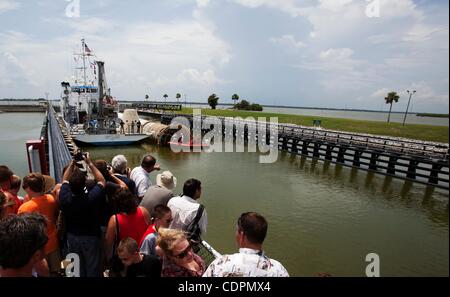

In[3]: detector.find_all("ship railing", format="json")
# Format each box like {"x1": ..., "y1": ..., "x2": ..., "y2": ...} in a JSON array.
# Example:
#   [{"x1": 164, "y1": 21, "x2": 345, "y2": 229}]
[{"x1": 197, "y1": 240, "x2": 222, "y2": 267}]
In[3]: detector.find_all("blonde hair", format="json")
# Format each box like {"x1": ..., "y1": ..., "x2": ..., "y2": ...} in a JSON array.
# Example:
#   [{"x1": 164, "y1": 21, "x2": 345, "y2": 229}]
[{"x1": 157, "y1": 228, "x2": 187, "y2": 256}]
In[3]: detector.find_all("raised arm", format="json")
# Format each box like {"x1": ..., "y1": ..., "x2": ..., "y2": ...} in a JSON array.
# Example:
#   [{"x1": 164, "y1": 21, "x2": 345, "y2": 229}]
[
  {"x1": 108, "y1": 169, "x2": 128, "y2": 189},
  {"x1": 62, "y1": 160, "x2": 77, "y2": 183},
  {"x1": 84, "y1": 153, "x2": 106, "y2": 187}
]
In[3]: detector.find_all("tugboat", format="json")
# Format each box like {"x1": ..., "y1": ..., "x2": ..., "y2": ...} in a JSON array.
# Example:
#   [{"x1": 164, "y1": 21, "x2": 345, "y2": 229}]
[{"x1": 59, "y1": 39, "x2": 148, "y2": 146}]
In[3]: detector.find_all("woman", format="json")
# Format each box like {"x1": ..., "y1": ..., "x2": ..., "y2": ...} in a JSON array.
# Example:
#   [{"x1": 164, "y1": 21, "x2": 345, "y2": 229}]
[
  {"x1": 105, "y1": 188, "x2": 149, "y2": 261},
  {"x1": 157, "y1": 228, "x2": 205, "y2": 277}
]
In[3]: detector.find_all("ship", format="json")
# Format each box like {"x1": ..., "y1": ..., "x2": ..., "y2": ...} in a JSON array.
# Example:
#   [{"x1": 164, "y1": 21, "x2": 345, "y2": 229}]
[{"x1": 59, "y1": 39, "x2": 149, "y2": 146}]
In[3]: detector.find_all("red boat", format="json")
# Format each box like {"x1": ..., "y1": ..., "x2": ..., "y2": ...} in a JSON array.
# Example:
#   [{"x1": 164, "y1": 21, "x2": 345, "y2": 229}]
[{"x1": 168, "y1": 139, "x2": 210, "y2": 150}]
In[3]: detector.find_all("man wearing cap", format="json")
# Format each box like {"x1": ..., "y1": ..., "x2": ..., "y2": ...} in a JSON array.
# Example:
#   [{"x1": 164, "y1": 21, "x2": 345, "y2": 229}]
[
  {"x1": 130, "y1": 155, "x2": 161, "y2": 200},
  {"x1": 140, "y1": 171, "x2": 176, "y2": 216}
]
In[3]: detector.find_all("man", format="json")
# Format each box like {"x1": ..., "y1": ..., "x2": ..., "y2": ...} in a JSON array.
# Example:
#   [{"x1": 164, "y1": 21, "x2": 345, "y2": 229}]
[
  {"x1": 18, "y1": 173, "x2": 60, "y2": 276},
  {"x1": 119, "y1": 119, "x2": 125, "y2": 134},
  {"x1": 168, "y1": 178, "x2": 207, "y2": 237},
  {"x1": 59, "y1": 152, "x2": 106, "y2": 277},
  {"x1": 139, "y1": 205, "x2": 173, "y2": 257},
  {"x1": 0, "y1": 191, "x2": 15, "y2": 219},
  {"x1": 117, "y1": 237, "x2": 161, "y2": 277},
  {"x1": 140, "y1": 171, "x2": 176, "y2": 216},
  {"x1": 0, "y1": 213, "x2": 48, "y2": 277},
  {"x1": 203, "y1": 212, "x2": 289, "y2": 277},
  {"x1": 111, "y1": 154, "x2": 136, "y2": 194},
  {"x1": 0, "y1": 165, "x2": 13, "y2": 192},
  {"x1": 130, "y1": 155, "x2": 160, "y2": 200},
  {"x1": 9, "y1": 175, "x2": 24, "y2": 210},
  {"x1": 136, "y1": 120, "x2": 142, "y2": 134}
]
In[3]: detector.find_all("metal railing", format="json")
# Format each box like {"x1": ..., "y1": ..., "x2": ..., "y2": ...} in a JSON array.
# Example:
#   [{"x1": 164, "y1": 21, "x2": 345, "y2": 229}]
[{"x1": 47, "y1": 106, "x2": 72, "y2": 183}]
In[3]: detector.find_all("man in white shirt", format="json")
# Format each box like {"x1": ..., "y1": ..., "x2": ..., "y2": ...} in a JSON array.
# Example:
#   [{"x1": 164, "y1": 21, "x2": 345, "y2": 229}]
[
  {"x1": 203, "y1": 212, "x2": 289, "y2": 277},
  {"x1": 167, "y1": 178, "x2": 207, "y2": 237},
  {"x1": 130, "y1": 155, "x2": 160, "y2": 199}
]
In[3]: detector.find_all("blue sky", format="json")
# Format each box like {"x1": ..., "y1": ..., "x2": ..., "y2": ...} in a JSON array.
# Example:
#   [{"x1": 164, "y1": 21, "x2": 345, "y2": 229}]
[{"x1": 0, "y1": 0, "x2": 448, "y2": 112}]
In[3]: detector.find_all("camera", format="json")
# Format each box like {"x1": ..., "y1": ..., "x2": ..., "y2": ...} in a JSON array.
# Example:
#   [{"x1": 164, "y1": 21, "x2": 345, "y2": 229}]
[{"x1": 73, "y1": 150, "x2": 86, "y2": 162}]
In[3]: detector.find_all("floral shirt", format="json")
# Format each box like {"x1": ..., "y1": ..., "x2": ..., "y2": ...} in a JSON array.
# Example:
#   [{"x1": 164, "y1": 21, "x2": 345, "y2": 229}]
[
  {"x1": 203, "y1": 248, "x2": 289, "y2": 277},
  {"x1": 161, "y1": 253, "x2": 205, "y2": 277}
]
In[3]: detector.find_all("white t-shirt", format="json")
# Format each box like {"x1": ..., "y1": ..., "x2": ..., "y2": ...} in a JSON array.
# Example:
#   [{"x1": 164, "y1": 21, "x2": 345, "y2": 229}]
[
  {"x1": 130, "y1": 166, "x2": 151, "y2": 198},
  {"x1": 168, "y1": 195, "x2": 207, "y2": 236}
]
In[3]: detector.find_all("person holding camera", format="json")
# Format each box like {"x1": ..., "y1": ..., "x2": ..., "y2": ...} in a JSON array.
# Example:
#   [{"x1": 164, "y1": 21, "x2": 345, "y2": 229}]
[{"x1": 59, "y1": 151, "x2": 106, "y2": 277}]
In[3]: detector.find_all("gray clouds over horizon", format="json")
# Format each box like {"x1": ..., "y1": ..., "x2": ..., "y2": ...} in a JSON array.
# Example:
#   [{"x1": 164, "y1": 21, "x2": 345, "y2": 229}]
[{"x1": 0, "y1": 0, "x2": 448, "y2": 113}]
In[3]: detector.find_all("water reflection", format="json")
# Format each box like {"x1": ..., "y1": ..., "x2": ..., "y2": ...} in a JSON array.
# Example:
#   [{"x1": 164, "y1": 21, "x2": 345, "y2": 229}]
[
  {"x1": 85, "y1": 143, "x2": 448, "y2": 276},
  {"x1": 279, "y1": 153, "x2": 449, "y2": 226}
]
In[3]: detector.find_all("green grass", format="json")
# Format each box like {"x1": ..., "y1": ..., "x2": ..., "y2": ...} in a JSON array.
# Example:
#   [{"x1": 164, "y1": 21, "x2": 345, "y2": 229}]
[{"x1": 174, "y1": 108, "x2": 449, "y2": 143}]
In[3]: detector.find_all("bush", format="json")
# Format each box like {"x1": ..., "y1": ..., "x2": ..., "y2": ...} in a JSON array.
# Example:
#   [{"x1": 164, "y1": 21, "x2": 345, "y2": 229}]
[
  {"x1": 250, "y1": 104, "x2": 263, "y2": 111},
  {"x1": 235, "y1": 100, "x2": 263, "y2": 111}
]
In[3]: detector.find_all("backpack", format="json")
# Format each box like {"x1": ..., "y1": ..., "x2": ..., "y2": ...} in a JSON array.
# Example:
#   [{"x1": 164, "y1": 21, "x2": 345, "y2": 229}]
[{"x1": 185, "y1": 204, "x2": 204, "y2": 251}]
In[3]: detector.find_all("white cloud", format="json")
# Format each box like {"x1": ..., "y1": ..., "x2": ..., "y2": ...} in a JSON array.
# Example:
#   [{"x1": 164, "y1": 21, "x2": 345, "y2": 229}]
[
  {"x1": 403, "y1": 24, "x2": 449, "y2": 43},
  {"x1": 196, "y1": 0, "x2": 210, "y2": 8},
  {"x1": 230, "y1": 0, "x2": 308, "y2": 17},
  {"x1": 319, "y1": 0, "x2": 353, "y2": 12},
  {"x1": 379, "y1": 0, "x2": 422, "y2": 19},
  {"x1": 0, "y1": 0, "x2": 19, "y2": 14},
  {"x1": 269, "y1": 35, "x2": 306, "y2": 49},
  {"x1": 367, "y1": 34, "x2": 392, "y2": 44},
  {"x1": 405, "y1": 81, "x2": 449, "y2": 105},
  {"x1": 370, "y1": 88, "x2": 391, "y2": 99},
  {"x1": 0, "y1": 17, "x2": 232, "y2": 100},
  {"x1": 154, "y1": 69, "x2": 226, "y2": 88}
]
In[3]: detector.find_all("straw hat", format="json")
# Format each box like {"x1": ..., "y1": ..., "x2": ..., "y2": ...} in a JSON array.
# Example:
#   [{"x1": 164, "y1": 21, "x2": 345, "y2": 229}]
[{"x1": 156, "y1": 171, "x2": 177, "y2": 190}]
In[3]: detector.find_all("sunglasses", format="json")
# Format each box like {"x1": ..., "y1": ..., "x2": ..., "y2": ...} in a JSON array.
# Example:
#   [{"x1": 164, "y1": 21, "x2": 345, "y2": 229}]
[{"x1": 173, "y1": 244, "x2": 192, "y2": 259}]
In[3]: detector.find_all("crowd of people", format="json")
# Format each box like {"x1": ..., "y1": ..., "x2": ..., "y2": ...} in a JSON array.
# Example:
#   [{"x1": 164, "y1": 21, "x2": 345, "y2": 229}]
[{"x1": 0, "y1": 153, "x2": 289, "y2": 278}]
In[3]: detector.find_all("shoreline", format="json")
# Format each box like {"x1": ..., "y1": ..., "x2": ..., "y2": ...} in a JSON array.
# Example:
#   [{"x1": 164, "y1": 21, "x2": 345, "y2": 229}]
[{"x1": 173, "y1": 108, "x2": 449, "y2": 143}]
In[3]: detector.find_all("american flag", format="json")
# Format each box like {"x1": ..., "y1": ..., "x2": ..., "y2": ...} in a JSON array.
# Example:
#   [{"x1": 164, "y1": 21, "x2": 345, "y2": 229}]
[{"x1": 84, "y1": 43, "x2": 92, "y2": 54}]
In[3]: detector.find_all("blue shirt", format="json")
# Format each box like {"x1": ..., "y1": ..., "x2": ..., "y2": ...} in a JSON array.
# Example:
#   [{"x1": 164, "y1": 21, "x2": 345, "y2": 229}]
[{"x1": 59, "y1": 182, "x2": 106, "y2": 237}]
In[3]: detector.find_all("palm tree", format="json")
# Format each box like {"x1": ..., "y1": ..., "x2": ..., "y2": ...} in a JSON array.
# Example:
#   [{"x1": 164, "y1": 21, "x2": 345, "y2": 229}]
[
  {"x1": 385, "y1": 91, "x2": 400, "y2": 123},
  {"x1": 176, "y1": 93, "x2": 181, "y2": 103},
  {"x1": 163, "y1": 94, "x2": 168, "y2": 103},
  {"x1": 232, "y1": 94, "x2": 239, "y2": 108},
  {"x1": 208, "y1": 94, "x2": 219, "y2": 110}
]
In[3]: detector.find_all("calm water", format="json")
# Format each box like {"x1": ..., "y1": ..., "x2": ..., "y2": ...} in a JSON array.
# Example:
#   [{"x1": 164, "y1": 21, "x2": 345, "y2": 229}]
[
  {"x1": 0, "y1": 113, "x2": 45, "y2": 195},
  {"x1": 1, "y1": 113, "x2": 449, "y2": 276},
  {"x1": 185, "y1": 104, "x2": 449, "y2": 126}
]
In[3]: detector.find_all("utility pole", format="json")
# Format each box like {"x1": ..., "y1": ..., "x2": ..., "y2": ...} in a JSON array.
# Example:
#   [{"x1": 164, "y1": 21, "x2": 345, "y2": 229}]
[{"x1": 403, "y1": 90, "x2": 416, "y2": 126}]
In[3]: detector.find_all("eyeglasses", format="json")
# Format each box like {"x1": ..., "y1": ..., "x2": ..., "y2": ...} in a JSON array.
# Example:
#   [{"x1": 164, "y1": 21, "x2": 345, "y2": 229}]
[{"x1": 173, "y1": 244, "x2": 192, "y2": 259}]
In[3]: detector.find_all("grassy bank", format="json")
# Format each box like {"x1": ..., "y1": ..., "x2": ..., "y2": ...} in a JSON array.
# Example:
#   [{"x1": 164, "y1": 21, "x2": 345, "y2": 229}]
[{"x1": 175, "y1": 108, "x2": 449, "y2": 143}]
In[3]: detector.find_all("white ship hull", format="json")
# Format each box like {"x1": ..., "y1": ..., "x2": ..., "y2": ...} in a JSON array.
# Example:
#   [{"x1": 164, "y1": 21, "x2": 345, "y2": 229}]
[{"x1": 72, "y1": 134, "x2": 149, "y2": 146}]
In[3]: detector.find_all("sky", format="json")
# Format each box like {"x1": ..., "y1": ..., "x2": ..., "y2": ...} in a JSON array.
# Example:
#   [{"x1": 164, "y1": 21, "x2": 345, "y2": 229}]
[{"x1": 0, "y1": 0, "x2": 448, "y2": 113}]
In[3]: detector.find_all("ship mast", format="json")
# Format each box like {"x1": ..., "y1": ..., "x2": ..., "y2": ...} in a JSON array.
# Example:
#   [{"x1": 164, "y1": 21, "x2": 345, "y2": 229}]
[{"x1": 81, "y1": 38, "x2": 87, "y2": 86}]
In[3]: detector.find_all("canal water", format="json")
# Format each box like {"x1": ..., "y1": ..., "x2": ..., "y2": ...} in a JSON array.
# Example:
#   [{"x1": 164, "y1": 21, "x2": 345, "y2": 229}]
[{"x1": 1, "y1": 113, "x2": 448, "y2": 276}]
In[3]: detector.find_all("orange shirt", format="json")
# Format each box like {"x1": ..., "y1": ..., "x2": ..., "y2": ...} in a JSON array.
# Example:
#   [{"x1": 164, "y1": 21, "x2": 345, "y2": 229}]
[{"x1": 18, "y1": 194, "x2": 59, "y2": 255}]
